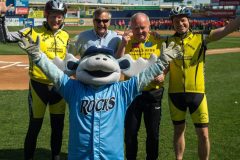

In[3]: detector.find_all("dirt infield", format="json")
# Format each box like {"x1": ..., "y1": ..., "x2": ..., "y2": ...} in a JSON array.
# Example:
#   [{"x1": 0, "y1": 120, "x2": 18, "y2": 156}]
[
  {"x1": 1, "y1": 47, "x2": 240, "y2": 90},
  {"x1": 0, "y1": 55, "x2": 29, "y2": 90}
]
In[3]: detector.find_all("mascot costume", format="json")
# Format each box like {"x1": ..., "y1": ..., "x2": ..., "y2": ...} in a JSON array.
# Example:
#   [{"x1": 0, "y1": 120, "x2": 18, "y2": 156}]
[{"x1": 18, "y1": 36, "x2": 181, "y2": 160}]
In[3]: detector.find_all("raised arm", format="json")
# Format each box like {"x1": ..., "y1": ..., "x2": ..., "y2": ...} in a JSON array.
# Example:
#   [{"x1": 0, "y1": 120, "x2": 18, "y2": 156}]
[
  {"x1": 116, "y1": 29, "x2": 133, "y2": 58},
  {"x1": 18, "y1": 36, "x2": 65, "y2": 89},
  {"x1": 0, "y1": 1, "x2": 21, "y2": 42},
  {"x1": 208, "y1": 16, "x2": 240, "y2": 42},
  {"x1": 0, "y1": 16, "x2": 22, "y2": 42},
  {"x1": 137, "y1": 42, "x2": 181, "y2": 91},
  {"x1": 0, "y1": 1, "x2": 13, "y2": 16}
]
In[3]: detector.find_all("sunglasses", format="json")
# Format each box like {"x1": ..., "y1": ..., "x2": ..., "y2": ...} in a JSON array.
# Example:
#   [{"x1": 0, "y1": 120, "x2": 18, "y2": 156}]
[{"x1": 94, "y1": 19, "x2": 110, "y2": 23}]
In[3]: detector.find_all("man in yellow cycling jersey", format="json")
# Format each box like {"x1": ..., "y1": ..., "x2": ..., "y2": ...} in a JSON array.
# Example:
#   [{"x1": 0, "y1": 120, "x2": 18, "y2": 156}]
[
  {"x1": 167, "y1": 6, "x2": 240, "y2": 160},
  {"x1": 0, "y1": 0, "x2": 69, "y2": 159},
  {"x1": 116, "y1": 12, "x2": 165, "y2": 160}
]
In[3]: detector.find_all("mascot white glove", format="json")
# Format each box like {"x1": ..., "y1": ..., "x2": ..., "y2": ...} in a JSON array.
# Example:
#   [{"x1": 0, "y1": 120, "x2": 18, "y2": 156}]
[
  {"x1": 159, "y1": 41, "x2": 182, "y2": 69},
  {"x1": 119, "y1": 42, "x2": 182, "y2": 77},
  {"x1": 18, "y1": 35, "x2": 79, "y2": 76},
  {"x1": 18, "y1": 35, "x2": 42, "y2": 62}
]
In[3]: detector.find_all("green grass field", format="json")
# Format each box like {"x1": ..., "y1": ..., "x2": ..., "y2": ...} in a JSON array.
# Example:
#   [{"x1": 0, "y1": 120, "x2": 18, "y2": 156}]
[{"x1": 0, "y1": 53, "x2": 240, "y2": 159}]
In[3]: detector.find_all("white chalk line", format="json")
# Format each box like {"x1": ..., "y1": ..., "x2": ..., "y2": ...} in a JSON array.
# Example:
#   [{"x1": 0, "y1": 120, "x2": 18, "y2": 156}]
[{"x1": 0, "y1": 61, "x2": 29, "y2": 69}]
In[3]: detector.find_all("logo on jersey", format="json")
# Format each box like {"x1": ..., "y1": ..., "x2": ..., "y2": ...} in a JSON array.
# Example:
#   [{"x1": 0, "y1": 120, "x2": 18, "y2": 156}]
[
  {"x1": 80, "y1": 97, "x2": 116, "y2": 115},
  {"x1": 42, "y1": 35, "x2": 50, "y2": 42},
  {"x1": 144, "y1": 42, "x2": 152, "y2": 47}
]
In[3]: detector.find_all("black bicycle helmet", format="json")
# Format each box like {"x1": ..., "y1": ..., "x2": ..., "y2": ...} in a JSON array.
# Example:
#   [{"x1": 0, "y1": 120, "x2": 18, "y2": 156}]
[
  {"x1": 169, "y1": 6, "x2": 191, "y2": 19},
  {"x1": 45, "y1": 0, "x2": 67, "y2": 15}
]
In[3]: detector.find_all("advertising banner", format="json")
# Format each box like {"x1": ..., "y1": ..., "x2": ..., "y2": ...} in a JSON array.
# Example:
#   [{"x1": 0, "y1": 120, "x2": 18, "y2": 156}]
[
  {"x1": 210, "y1": 0, "x2": 219, "y2": 6},
  {"x1": 7, "y1": 0, "x2": 29, "y2": 7},
  {"x1": 123, "y1": 6, "x2": 160, "y2": 10},
  {"x1": 163, "y1": 0, "x2": 183, "y2": 2},
  {"x1": 6, "y1": 0, "x2": 29, "y2": 16},
  {"x1": 15, "y1": 7, "x2": 28, "y2": 15},
  {"x1": 219, "y1": 0, "x2": 240, "y2": 6},
  {"x1": 6, "y1": 0, "x2": 15, "y2": 16},
  {"x1": 28, "y1": 10, "x2": 44, "y2": 18},
  {"x1": 64, "y1": 18, "x2": 80, "y2": 26},
  {"x1": 85, "y1": 10, "x2": 94, "y2": 16},
  {"x1": 33, "y1": 18, "x2": 45, "y2": 26},
  {"x1": 24, "y1": 18, "x2": 34, "y2": 27},
  {"x1": 205, "y1": 9, "x2": 236, "y2": 17},
  {"x1": 15, "y1": 0, "x2": 29, "y2": 7},
  {"x1": 5, "y1": 18, "x2": 20, "y2": 26}
]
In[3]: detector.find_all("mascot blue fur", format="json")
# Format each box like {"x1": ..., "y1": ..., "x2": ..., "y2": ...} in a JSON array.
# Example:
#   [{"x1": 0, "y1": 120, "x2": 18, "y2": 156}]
[{"x1": 18, "y1": 37, "x2": 181, "y2": 160}]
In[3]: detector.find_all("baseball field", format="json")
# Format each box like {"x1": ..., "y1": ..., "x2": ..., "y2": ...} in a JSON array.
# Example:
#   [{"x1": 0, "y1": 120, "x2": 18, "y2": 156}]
[{"x1": 0, "y1": 27, "x2": 240, "y2": 159}]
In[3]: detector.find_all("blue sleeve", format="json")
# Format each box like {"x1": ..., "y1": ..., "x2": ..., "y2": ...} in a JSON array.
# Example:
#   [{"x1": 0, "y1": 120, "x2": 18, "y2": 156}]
[
  {"x1": 36, "y1": 54, "x2": 65, "y2": 89},
  {"x1": 120, "y1": 77, "x2": 140, "y2": 108},
  {"x1": 36, "y1": 53, "x2": 80, "y2": 104},
  {"x1": 57, "y1": 75, "x2": 79, "y2": 103}
]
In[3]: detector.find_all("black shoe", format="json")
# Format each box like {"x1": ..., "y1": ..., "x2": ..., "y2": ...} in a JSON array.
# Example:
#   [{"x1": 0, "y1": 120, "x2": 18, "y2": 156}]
[{"x1": 53, "y1": 155, "x2": 61, "y2": 160}]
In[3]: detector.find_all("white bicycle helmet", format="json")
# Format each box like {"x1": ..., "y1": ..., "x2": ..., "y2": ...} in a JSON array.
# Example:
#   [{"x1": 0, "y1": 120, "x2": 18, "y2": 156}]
[
  {"x1": 45, "y1": 0, "x2": 67, "y2": 15},
  {"x1": 169, "y1": 6, "x2": 191, "y2": 19}
]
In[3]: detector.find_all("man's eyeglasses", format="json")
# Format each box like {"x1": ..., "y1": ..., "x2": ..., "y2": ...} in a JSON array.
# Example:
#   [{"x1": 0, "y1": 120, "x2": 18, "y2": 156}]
[{"x1": 94, "y1": 19, "x2": 110, "y2": 24}]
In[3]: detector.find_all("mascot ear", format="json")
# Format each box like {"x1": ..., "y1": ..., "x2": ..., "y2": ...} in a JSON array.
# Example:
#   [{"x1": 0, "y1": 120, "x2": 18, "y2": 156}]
[{"x1": 118, "y1": 54, "x2": 158, "y2": 77}]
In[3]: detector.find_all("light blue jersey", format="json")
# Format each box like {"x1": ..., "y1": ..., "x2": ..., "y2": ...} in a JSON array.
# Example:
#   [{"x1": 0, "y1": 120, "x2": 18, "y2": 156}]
[
  {"x1": 75, "y1": 29, "x2": 121, "y2": 56},
  {"x1": 36, "y1": 54, "x2": 165, "y2": 160},
  {"x1": 59, "y1": 75, "x2": 139, "y2": 160}
]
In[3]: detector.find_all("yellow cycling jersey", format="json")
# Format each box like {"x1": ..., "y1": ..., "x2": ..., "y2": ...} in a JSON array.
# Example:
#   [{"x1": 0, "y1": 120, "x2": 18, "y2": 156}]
[
  {"x1": 125, "y1": 34, "x2": 164, "y2": 91},
  {"x1": 167, "y1": 31, "x2": 209, "y2": 93},
  {"x1": 20, "y1": 22, "x2": 69, "y2": 84}
]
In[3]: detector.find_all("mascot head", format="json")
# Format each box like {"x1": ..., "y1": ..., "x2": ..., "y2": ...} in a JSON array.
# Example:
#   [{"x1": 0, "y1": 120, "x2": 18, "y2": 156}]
[
  {"x1": 76, "y1": 46, "x2": 121, "y2": 86},
  {"x1": 53, "y1": 46, "x2": 158, "y2": 86}
]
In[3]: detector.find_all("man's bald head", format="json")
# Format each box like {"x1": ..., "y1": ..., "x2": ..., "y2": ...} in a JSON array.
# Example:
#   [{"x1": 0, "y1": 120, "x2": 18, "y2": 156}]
[
  {"x1": 130, "y1": 12, "x2": 150, "y2": 42},
  {"x1": 130, "y1": 12, "x2": 150, "y2": 24}
]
